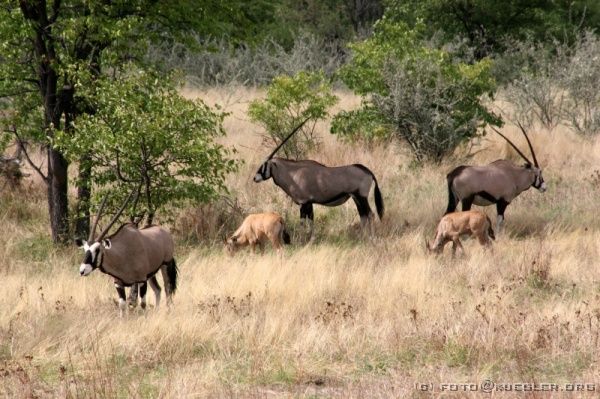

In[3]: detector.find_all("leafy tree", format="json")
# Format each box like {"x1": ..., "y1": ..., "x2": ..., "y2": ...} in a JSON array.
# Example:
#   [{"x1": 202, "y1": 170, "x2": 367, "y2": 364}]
[
  {"x1": 332, "y1": 19, "x2": 499, "y2": 162},
  {"x1": 383, "y1": 0, "x2": 600, "y2": 59},
  {"x1": 0, "y1": 1, "x2": 242, "y2": 242},
  {"x1": 274, "y1": 0, "x2": 383, "y2": 47},
  {"x1": 56, "y1": 69, "x2": 237, "y2": 225},
  {"x1": 248, "y1": 71, "x2": 338, "y2": 159}
]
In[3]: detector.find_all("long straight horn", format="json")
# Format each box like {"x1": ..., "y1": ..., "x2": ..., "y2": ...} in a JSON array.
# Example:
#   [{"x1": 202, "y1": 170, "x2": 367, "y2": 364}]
[
  {"x1": 266, "y1": 117, "x2": 311, "y2": 160},
  {"x1": 516, "y1": 121, "x2": 539, "y2": 167},
  {"x1": 88, "y1": 194, "x2": 109, "y2": 242},
  {"x1": 97, "y1": 188, "x2": 138, "y2": 241},
  {"x1": 489, "y1": 126, "x2": 533, "y2": 165}
]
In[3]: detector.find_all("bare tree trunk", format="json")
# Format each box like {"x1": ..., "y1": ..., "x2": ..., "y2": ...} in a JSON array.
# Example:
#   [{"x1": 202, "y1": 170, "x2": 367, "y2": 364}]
[
  {"x1": 48, "y1": 148, "x2": 70, "y2": 242},
  {"x1": 21, "y1": 0, "x2": 70, "y2": 244}
]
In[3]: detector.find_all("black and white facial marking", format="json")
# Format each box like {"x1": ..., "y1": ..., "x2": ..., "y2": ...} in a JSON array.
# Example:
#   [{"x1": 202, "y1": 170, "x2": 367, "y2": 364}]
[
  {"x1": 75, "y1": 238, "x2": 110, "y2": 276},
  {"x1": 253, "y1": 160, "x2": 271, "y2": 182},
  {"x1": 526, "y1": 165, "x2": 546, "y2": 192}
]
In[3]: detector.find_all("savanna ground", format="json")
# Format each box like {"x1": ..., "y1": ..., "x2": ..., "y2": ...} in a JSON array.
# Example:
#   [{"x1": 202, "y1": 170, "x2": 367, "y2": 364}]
[{"x1": 1, "y1": 88, "x2": 600, "y2": 398}]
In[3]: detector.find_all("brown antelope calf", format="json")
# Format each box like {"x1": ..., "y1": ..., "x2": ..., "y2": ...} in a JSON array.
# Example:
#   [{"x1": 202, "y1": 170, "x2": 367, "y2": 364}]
[
  {"x1": 426, "y1": 210, "x2": 495, "y2": 256},
  {"x1": 226, "y1": 212, "x2": 291, "y2": 255}
]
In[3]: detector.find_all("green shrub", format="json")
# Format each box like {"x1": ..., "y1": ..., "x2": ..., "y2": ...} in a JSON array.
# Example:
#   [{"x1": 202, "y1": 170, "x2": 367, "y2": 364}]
[
  {"x1": 248, "y1": 71, "x2": 338, "y2": 159},
  {"x1": 332, "y1": 19, "x2": 499, "y2": 162}
]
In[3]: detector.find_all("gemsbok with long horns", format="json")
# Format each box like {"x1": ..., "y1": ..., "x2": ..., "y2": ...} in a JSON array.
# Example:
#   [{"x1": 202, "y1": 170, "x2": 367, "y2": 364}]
[
  {"x1": 75, "y1": 190, "x2": 178, "y2": 315},
  {"x1": 445, "y1": 123, "x2": 546, "y2": 231},
  {"x1": 253, "y1": 120, "x2": 384, "y2": 238}
]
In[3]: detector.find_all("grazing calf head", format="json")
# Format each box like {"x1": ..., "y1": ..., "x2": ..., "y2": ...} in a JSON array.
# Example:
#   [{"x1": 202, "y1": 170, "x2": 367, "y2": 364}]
[
  {"x1": 224, "y1": 235, "x2": 240, "y2": 255},
  {"x1": 424, "y1": 238, "x2": 443, "y2": 254}
]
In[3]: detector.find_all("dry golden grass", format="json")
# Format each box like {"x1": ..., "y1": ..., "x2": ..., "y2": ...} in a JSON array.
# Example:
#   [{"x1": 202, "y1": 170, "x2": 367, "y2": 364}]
[{"x1": 2, "y1": 87, "x2": 600, "y2": 398}]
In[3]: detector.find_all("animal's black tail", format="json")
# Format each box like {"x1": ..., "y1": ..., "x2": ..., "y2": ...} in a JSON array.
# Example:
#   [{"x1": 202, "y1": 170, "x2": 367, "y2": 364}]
[
  {"x1": 485, "y1": 215, "x2": 496, "y2": 240},
  {"x1": 166, "y1": 259, "x2": 178, "y2": 294},
  {"x1": 374, "y1": 179, "x2": 384, "y2": 220},
  {"x1": 352, "y1": 164, "x2": 384, "y2": 219},
  {"x1": 282, "y1": 228, "x2": 291, "y2": 245},
  {"x1": 445, "y1": 166, "x2": 466, "y2": 214}
]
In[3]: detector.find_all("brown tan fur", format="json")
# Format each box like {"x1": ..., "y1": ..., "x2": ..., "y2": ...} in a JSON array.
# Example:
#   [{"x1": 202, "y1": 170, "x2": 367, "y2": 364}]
[
  {"x1": 427, "y1": 210, "x2": 495, "y2": 256},
  {"x1": 102, "y1": 224, "x2": 175, "y2": 285},
  {"x1": 226, "y1": 212, "x2": 290, "y2": 254}
]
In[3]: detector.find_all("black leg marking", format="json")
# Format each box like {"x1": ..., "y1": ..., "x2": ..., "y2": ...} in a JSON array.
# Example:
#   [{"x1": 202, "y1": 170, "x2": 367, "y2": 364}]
[
  {"x1": 496, "y1": 199, "x2": 509, "y2": 217},
  {"x1": 300, "y1": 203, "x2": 314, "y2": 221},
  {"x1": 139, "y1": 282, "x2": 148, "y2": 309},
  {"x1": 352, "y1": 195, "x2": 373, "y2": 226},
  {"x1": 115, "y1": 285, "x2": 126, "y2": 302},
  {"x1": 495, "y1": 199, "x2": 509, "y2": 232},
  {"x1": 461, "y1": 196, "x2": 474, "y2": 211},
  {"x1": 300, "y1": 203, "x2": 315, "y2": 242}
]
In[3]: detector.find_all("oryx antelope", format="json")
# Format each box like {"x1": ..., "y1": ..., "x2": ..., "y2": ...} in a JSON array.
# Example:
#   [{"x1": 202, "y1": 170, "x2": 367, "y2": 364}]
[
  {"x1": 75, "y1": 191, "x2": 178, "y2": 315},
  {"x1": 446, "y1": 124, "x2": 546, "y2": 231},
  {"x1": 254, "y1": 120, "x2": 384, "y2": 238},
  {"x1": 426, "y1": 210, "x2": 495, "y2": 256},
  {"x1": 226, "y1": 212, "x2": 291, "y2": 254}
]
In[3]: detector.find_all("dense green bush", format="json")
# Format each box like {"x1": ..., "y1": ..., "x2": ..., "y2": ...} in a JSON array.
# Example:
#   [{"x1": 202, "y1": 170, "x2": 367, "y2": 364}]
[
  {"x1": 332, "y1": 20, "x2": 499, "y2": 162},
  {"x1": 56, "y1": 69, "x2": 237, "y2": 224},
  {"x1": 248, "y1": 71, "x2": 338, "y2": 159}
]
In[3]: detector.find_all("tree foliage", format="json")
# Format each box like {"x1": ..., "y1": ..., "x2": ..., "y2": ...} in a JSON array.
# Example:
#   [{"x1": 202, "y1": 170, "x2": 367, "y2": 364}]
[
  {"x1": 332, "y1": 19, "x2": 499, "y2": 162},
  {"x1": 383, "y1": 0, "x2": 600, "y2": 59},
  {"x1": 248, "y1": 71, "x2": 338, "y2": 159},
  {"x1": 0, "y1": 0, "x2": 242, "y2": 242},
  {"x1": 273, "y1": 0, "x2": 383, "y2": 48},
  {"x1": 56, "y1": 70, "x2": 237, "y2": 225}
]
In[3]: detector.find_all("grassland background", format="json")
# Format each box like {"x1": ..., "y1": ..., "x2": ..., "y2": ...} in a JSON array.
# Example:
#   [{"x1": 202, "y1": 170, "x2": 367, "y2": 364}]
[{"x1": 1, "y1": 88, "x2": 600, "y2": 398}]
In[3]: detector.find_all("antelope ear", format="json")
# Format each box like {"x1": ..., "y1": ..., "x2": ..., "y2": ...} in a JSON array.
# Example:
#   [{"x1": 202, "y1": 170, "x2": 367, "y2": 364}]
[
  {"x1": 75, "y1": 238, "x2": 85, "y2": 248},
  {"x1": 102, "y1": 239, "x2": 112, "y2": 249}
]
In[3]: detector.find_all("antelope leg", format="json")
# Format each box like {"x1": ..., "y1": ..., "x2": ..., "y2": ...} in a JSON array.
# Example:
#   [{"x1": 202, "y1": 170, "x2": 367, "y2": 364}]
[
  {"x1": 352, "y1": 195, "x2": 373, "y2": 227},
  {"x1": 461, "y1": 196, "x2": 474, "y2": 211},
  {"x1": 148, "y1": 275, "x2": 162, "y2": 309},
  {"x1": 496, "y1": 200, "x2": 509, "y2": 234},
  {"x1": 127, "y1": 283, "x2": 139, "y2": 308},
  {"x1": 139, "y1": 282, "x2": 148, "y2": 309},
  {"x1": 114, "y1": 281, "x2": 127, "y2": 317},
  {"x1": 300, "y1": 203, "x2": 315, "y2": 242}
]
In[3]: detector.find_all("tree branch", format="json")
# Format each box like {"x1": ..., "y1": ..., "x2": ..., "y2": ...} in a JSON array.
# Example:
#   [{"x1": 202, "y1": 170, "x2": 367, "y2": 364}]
[
  {"x1": 115, "y1": 150, "x2": 137, "y2": 183},
  {"x1": 49, "y1": 0, "x2": 61, "y2": 24},
  {"x1": 9, "y1": 125, "x2": 48, "y2": 183}
]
